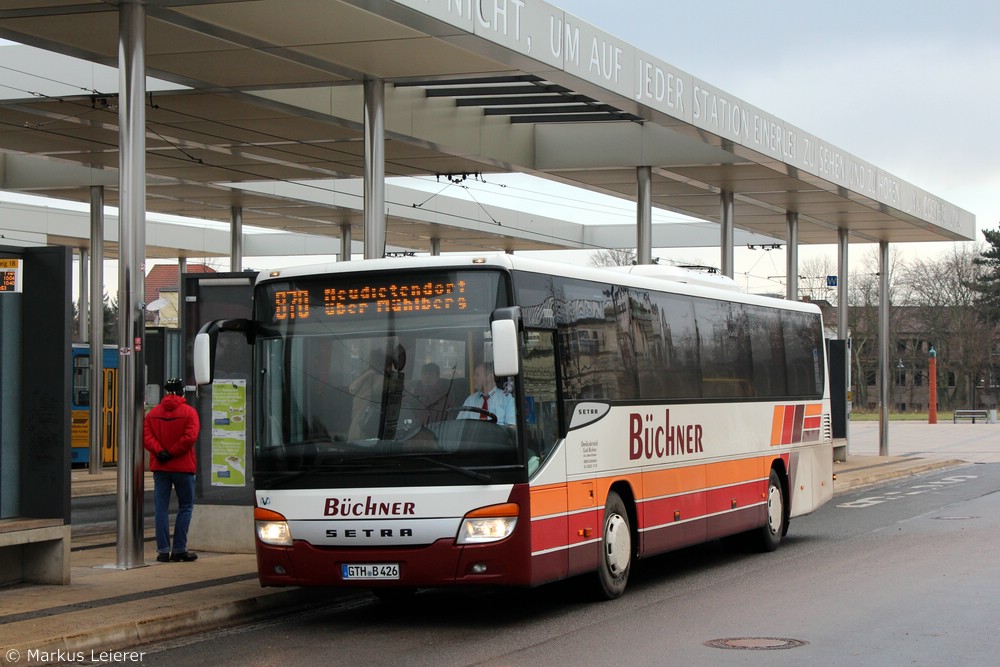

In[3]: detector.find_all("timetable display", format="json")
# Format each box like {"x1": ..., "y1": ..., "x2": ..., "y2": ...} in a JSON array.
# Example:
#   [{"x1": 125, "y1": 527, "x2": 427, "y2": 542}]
[{"x1": 0, "y1": 258, "x2": 22, "y2": 294}]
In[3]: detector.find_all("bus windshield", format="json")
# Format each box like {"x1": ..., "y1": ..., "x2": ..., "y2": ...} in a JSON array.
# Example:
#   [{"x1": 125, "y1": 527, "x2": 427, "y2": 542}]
[{"x1": 252, "y1": 268, "x2": 524, "y2": 488}]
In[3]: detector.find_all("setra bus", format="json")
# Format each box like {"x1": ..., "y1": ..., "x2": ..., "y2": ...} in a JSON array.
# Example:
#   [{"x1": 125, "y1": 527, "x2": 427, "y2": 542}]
[{"x1": 194, "y1": 254, "x2": 832, "y2": 598}]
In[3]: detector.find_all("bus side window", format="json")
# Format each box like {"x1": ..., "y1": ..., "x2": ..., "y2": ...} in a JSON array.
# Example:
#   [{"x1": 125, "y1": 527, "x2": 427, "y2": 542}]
[{"x1": 521, "y1": 330, "x2": 559, "y2": 474}]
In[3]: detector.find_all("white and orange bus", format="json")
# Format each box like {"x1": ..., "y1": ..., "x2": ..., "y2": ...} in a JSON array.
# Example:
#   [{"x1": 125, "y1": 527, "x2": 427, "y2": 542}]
[{"x1": 195, "y1": 254, "x2": 832, "y2": 599}]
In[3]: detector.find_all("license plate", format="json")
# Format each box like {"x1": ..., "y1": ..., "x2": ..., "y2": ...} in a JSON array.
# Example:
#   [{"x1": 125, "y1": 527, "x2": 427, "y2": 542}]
[{"x1": 342, "y1": 563, "x2": 400, "y2": 580}]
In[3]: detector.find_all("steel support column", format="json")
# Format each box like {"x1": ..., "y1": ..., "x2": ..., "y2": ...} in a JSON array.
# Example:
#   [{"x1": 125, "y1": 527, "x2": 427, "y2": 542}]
[
  {"x1": 116, "y1": 0, "x2": 147, "y2": 569},
  {"x1": 837, "y1": 226, "x2": 851, "y2": 458},
  {"x1": 785, "y1": 212, "x2": 799, "y2": 301},
  {"x1": 230, "y1": 206, "x2": 243, "y2": 272},
  {"x1": 636, "y1": 166, "x2": 652, "y2": 265},
  {"x1": 720, "y1": 190, "x2": 734, "y2": 278},
  {"x1": 88, "y1": 186, "x2": 104, "y2": 476},
  {"x1": 838, "y1": 229, "x2": 850, "y2": 338},
  {"x1": 363, "y1": 78, "x2": 386, "y2": 260},
  {"x1": 340, "y1": 223, "x2": 352, "y2": 261},
  {"x1": 431, "y1": 237, "x2": 441, "y2": 256},
  {"x1": 878, "y1": 240, "x2": 890, "y2": 456},
  {"x1": 79, "y1": 248, "x2": 89, "y2": 342}
]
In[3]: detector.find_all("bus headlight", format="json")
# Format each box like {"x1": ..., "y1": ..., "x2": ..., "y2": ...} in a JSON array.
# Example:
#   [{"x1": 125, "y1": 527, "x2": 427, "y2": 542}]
[
  {"x1": 457, "y1": 503, "x2": 519, "y2": 544},
  {"x1": 255, "y1": 507, "x2": 293, "y2": 546}
]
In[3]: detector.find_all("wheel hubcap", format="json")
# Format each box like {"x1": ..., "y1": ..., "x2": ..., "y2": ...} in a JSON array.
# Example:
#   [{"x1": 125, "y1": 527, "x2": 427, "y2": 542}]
[
  {"x1": 605, "y1": 514, "x2": 630, "y2": 575},
  {"x1": 767, "y1": 483, "x2": 783, "y2": 535}
]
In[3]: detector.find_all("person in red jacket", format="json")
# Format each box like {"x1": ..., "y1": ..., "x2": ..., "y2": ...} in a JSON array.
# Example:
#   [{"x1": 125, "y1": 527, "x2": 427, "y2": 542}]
[{"x1": 143, "y1": 378, "x2": 201, "y2": 563}]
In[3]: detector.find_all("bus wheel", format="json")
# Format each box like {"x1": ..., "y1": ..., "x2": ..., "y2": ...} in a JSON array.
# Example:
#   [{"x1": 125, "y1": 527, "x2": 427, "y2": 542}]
[
  {"x1": 595, "y1": 491, "x2": 631, "y2": 599},
  {"x1": 755, "y1": 469, "x2": 785, "y2": 552}
]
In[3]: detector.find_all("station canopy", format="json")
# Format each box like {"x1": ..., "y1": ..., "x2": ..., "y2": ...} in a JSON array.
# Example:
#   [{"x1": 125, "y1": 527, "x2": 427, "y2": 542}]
[{"x1": 0, "y1": 0, "x2": 976, "y2": 254}]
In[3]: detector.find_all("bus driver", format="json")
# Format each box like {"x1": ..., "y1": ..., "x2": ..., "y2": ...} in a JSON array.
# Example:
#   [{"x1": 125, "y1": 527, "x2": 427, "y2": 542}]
[{"x1": 459, "y1": 362, "x2": 515, "y2": 425}]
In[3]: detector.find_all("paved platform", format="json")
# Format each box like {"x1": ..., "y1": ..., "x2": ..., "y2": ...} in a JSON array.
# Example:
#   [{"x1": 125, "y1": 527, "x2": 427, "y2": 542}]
[{"x1": 1, "y1": 421, "x2": 995, "y2": 665}]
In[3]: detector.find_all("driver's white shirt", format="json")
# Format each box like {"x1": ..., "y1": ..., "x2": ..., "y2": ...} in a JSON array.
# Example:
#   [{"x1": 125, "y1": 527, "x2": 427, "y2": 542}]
[{"x1": 459, "y1": 387, "x2": 515, "y2": 425}]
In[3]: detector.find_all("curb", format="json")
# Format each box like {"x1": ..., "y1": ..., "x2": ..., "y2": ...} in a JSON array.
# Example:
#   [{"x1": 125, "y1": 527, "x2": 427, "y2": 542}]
[
  {"x1": 833, "y1": 459, "x2": 966, "y2": 495},
  {"x1": 0, "y1": 588, "x2": 332, "y2": 666}
]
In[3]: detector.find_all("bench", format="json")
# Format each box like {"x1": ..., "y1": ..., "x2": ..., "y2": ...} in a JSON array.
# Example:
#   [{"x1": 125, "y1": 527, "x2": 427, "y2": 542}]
[
  {"x1": 954, "y1": 409, "x2": 989, "y2": 423},
  {"x1": 0, "y1": 518, "x2": 71, "y2": 585}
]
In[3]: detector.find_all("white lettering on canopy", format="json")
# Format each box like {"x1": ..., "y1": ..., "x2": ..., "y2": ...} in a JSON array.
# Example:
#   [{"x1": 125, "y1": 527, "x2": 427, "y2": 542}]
[
  {"x1": 635, "y1": 57, "x2": 683, "y2": 113},
  {"x1": 588, "y1": 35, "x2": 622, "y2": 83}
]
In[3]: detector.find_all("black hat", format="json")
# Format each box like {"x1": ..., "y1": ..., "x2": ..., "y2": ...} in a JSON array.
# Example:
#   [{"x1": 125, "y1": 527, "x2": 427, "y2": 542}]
[{"x1": 164, "y1": 378, "x2": 184, "y2": 395}]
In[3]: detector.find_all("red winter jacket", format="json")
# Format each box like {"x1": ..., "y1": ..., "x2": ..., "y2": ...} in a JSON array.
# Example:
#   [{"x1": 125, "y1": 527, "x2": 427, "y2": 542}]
[{"x1": 143, "y1": 394, "x2": 200, "y2": 473}]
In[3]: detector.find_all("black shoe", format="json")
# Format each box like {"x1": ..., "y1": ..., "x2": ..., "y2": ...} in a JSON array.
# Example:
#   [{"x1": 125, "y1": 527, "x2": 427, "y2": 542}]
[
  {"x1": 156, "y1": 553, "x2": 171, "y2": 563},
  {"x1": 170, "y1": 551, "x2": 198, "y2": 562}
]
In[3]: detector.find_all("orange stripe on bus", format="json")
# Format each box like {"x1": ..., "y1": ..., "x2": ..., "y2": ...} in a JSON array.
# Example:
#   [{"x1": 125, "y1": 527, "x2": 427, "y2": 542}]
[
  {"x1": 640, "y1": 465, "x2": 705, "y2": 498},
  {"x1": 529, "y1": 484, "x2": 568, "y2": 518},
  {"x1": 771, "y1": 406, "x2": 786, "y2": 446},
  {"x1": 705, "y1": 458, "x2": 766, "y2": 488},
  {"x1": 805, "y1": 403, "x2": 823, "y2": 416}
]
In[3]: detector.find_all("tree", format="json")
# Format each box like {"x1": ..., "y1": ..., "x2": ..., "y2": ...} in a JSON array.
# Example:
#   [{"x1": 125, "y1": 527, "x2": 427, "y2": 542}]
[
  {"x1": 906, "y1": 244, "x2": 993, "y2": 409},
  {"x1": 798, "y1": 255, "x2": 839, "y2": 305},
  {"x1": 847, "y1": 246, "x2": 908, "y2": 410},
  {"x1": 971, "y1": 227, "x2": 1000, "y2": 325},
  {"x1": 590, "y1": 248, "x2": 636, "y2": 268},
  {"x1": 72, "y1": 292, "x2": 119, "y2": 344}
]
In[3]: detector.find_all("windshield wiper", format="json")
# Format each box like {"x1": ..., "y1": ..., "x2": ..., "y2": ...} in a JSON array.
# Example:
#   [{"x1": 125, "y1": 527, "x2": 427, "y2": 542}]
[{"x1": 412, "y1": 455, "x2": 491, "y2": 482}]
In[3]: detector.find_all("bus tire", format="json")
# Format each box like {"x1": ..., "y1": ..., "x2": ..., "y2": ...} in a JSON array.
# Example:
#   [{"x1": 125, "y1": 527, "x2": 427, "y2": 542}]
[
  {"x1": 754, "y1": 469, "x2": 785, "y2": 552},
  {"x1": 595, "y1": 490, "x2": 631, "y2": 600}
]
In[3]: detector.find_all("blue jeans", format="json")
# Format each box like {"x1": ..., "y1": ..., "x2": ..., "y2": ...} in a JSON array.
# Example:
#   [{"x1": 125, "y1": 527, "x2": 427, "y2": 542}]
[{"x1": 153, "y1": 471, "x2": 196, "y2": 555}]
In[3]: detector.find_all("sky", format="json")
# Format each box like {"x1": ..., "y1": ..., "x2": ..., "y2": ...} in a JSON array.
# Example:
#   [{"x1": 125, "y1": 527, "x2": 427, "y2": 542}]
[{"x1": 4, "y1": 1, "x2": 999, "y2": 298}]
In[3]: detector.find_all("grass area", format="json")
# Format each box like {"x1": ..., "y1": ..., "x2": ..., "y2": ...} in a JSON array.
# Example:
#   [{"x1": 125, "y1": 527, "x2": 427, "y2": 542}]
[{"x1": 850, "y1": 411, "x2": 981, "y2": 421}]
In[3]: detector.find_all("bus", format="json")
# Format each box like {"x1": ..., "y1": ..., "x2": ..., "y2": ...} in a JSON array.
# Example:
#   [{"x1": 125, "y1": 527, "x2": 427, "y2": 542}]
[
  {"x1": 194, "y1": 254, "x2": 832, "y2": 599},
  {"x1": 70, "y1": 344, "x2": 119, "y2": 466}
]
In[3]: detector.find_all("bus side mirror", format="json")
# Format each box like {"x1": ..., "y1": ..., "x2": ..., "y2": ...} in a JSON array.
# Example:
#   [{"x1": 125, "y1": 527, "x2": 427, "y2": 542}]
[
  {"x1": 491, "y1": 308, "x2": 521, "y2": 377},
  {"x1": 194, "y1": 318, "x2": 254, "y2": 385},
  {"x1": 194, "y1": 332, "x2": 212, "y2": 385}
]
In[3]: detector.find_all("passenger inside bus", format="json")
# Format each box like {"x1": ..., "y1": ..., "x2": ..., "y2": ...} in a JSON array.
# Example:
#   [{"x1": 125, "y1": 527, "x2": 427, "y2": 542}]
[
  {"x1": 347, "y1": 347, "x2": 389, "y2": 440},
  {"x1": 409, "y1": 362, "x2": 451, "y2": 425}
]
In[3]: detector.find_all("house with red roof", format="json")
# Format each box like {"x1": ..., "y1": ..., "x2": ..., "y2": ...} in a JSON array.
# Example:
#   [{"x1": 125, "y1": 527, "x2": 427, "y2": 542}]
[{"x1": 144, "y1": 263, "x2": 216, "y2": 327}]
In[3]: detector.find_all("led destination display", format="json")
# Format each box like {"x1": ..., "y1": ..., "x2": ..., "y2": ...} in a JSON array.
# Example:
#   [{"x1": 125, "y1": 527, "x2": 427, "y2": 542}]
[{"x1": 262, "y1": 271, "x2": 500, "y2": 325}]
